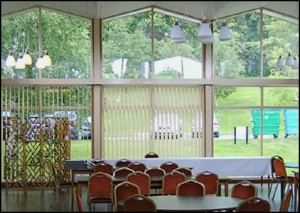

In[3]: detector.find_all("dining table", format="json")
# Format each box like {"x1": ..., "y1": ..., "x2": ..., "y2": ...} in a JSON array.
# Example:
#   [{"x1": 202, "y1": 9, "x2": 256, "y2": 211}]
[{"x1": 139, "y1": 195, "x2": 242, "y2": 212}]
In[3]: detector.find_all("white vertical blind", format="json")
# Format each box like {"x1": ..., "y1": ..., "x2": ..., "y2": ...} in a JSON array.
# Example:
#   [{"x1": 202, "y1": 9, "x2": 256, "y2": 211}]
[{"x1": 103, "y1": 85, "x2": 203, "y2": 158}]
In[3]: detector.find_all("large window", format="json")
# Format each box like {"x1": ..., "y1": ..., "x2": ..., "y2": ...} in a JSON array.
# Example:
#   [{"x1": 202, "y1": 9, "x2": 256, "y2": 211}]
[
  {"x1": 102, "y1": 9, "x2": 203, "y2": 79},
  {"x1": 214, "y1": 86, "x2": 299, "y2": 164},
  {"x1": 153, "y1": 10, "x2": 202, "y2": 79},
  {"x1": 213, "y1": 11, "x2": 299, "y2": 79},
  {"x1": 102, "y1": 10, "x2": 152, "y2": 79},
  {"x1": 1, "y1": 9, "x2": 92, "y2": 79},
  {"x1": 1, "y1": 6, "x2": 298, "y2": 182}
]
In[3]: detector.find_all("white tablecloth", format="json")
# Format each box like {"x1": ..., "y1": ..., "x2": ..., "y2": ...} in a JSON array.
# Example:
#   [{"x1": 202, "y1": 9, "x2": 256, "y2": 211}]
[{"x1": 104, "y1": 157, "x2": 272, "y2": 176}]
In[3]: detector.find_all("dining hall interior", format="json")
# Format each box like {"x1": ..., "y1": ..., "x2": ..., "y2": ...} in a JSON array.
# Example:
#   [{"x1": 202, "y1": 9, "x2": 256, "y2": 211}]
[{"x1": 1, "y1": 1, "x2": 299, "y2": 212}]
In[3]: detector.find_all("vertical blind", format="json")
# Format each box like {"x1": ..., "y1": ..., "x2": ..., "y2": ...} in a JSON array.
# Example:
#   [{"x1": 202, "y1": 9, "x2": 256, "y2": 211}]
[{"x1": 103, "y1": 85, "x2": 204, "y2": 158}]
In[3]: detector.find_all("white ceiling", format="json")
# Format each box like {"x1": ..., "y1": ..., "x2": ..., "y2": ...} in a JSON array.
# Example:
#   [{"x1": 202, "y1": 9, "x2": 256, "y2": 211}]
[{"x1": 1, "y1": 1, "x2": 299, "y2": 21}]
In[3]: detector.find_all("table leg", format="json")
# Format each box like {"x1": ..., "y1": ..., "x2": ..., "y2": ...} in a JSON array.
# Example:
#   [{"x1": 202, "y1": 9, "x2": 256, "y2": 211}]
[
  {"x1": 224, "y1": 181, "x2": 229, "y2": 197},
  {"x1": 71, "y1": 172, "x2": 75, "y2": 211},
  {"x1": 218, "y1": 180, "x2": 229, "y2": 197}
]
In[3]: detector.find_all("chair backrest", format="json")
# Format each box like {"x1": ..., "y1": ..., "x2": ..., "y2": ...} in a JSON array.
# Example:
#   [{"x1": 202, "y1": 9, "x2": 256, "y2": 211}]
[
  {"x1": 128, "y1": 161, "x2": 147, "y2": 172},
  {"x1": 115, "y1": 158, "x2": 132, "y2": 168},
  {"x1": 113, "y1": 167, "x2": 134, "y2": 177},
  {"x1": 270, "y1": 155, "x2": 284, "y2": 177},
  {"x1": 162, "y1": 171, "x2": 186, "y2": 195},
  {"x1": 176, "y1": 180, "x2": 205, "y2": 196},
  {"x1": 273, "y1": 157, "x2": 287, "y2": 178},
  {"x1": 87, "y1": 172, "x2": 113, "y2": 204},
  {"x1": 236, "y1": 196, "x2": 271, "y2": 212},
  {"x1": 160, "y1": 161, "x2": 179, "y2": 173},
  {"x1": 123, "y1": 194, "x2": 157, "y2": 212},
  {"x1": 75, "y1": 189, "x2": 85, "y2": 212},
  {"x1": 94, "y1": 162, "x2": 114, "y2": 175},
  {"x1": 145, "y1": 152, "x2": 159, "y2": 158},
  {"x1": 114, "y1": 181, "x2": 141, "y2": 212},
  {"x1": 145, "y1": 167, "x2": 166, "y2": 177},
  {"x1": 279, "y1": 189, "x2": 292, "y2": 212},
  {"x1": 173, "y1": 167, "x2": 193, "y2": 176},
  {"x1": 91, "y1": 159, "x2": 104, "y2": 165},
  {"x1": 231, "y1": 180, "x2": 258, "y2": 199},
  {"x1": 127, "y1": 171, "x2": 151, "y2": 196},
  {"x1": 195, "y1": 170, "x2": 219, "y2": 195}
]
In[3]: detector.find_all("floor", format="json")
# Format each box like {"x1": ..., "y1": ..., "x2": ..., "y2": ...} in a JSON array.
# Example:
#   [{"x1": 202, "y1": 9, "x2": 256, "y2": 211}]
[{"x1": 1, "y1": 183, "x2": 296, "y2": 212}]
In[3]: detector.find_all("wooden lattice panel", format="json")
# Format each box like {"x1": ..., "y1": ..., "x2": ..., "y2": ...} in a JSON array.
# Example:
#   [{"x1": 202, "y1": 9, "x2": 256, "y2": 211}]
[{"x1": 4, "y1": 116, "x2": 70, "y2": 191}]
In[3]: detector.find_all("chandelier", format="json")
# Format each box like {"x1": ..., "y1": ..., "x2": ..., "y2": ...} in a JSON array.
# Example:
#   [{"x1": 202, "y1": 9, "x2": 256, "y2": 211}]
[
  {"x1": 170, "y1": 20, "x2": 233, "y2": 44},
  {"x1": 6, "y1": 49, "x2": 52, "y2": 70}
]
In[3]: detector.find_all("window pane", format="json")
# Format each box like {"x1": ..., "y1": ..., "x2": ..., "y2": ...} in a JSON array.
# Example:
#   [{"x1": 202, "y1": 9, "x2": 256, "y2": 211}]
[
  {"x1": 263, "y1": 14, "x2": 299, "y2": 79},
  {"x1": 1, "y1": 10, "x2": 39, "y2": 79},
  {"x1": 1, "y1": 86, "x2": 92, "y2": 164},
  {"x1": 264, "y1": 87, "x2": 298, "y2": 106},
  {"x1": 102, "y1": 11, "x2": 151, "y2": 79},
  {"x1": 154, "y1": 11, "x2": 202, "y2": 79},
  {"x1": 213, "y1": 11, "x2": 261, "y2": 79},
  {"x1": 41, "y1": 10, "x2": 92, "y2": 78},
  {"x1": 214, "y1": 109, "x2": 261, "y2": 157},
  {"x1": 103, "y1": 86, "x2": 204, "y2": 158},
  {"x1": 1, "y1": 9, "x2": 92, "y2": 79},
  {"x1": 214, "y1": 87, "x2": 260, "y2": 106}
]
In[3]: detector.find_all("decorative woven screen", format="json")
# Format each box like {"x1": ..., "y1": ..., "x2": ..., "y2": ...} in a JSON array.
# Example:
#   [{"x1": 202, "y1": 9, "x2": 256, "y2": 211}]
[{"x1": 4, "y1": 116, "x2": 70, "y2": 190}]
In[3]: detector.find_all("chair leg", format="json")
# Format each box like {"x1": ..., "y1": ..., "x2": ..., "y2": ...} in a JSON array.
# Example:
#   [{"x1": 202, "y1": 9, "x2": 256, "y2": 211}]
[
  {"x1": 272, "y1": 182, "x2": 279, "y2": 200},
  {"x1": 268, "y1": 178, "x2": 274, "y2": 197}
]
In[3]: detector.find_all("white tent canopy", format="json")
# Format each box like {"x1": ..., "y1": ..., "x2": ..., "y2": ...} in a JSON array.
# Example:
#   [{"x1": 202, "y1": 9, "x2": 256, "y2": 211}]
[{"x1": 154, "y1": 56, "x2": 202, "y2": 79}]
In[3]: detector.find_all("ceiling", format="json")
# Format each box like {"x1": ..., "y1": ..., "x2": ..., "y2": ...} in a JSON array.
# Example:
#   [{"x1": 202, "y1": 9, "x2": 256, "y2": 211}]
[{"x1": 1, "y1": 1, "x2": 299, "y2": 22}]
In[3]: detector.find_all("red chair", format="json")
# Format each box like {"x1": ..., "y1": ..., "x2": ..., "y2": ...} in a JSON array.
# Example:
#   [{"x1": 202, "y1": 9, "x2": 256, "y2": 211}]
[
  {"x1": 145, "y1": 152, "x2": 159, "y2": 158},
  {"x1": 128, "y1": 161, "x2": 147, "y2": 172},
  {"x1": 160, "y1": 161, "x2": 179, "y2": 174},
  {"x1": 94, "y1": 161, "x2": 114, "y2": 175},
  {"x1": 127, "y1": 171, "x2": 151, "y2": 196},
  {"x1": 162, "y1": 171, "x2": 186, "y2": 195},
  {"x1": 113, "y1": 167, "x2": 134, "y2": 177},
  {"x1": 145, "y1": 167, "x2": 166, "y2": 195},
  {"x1": 236, "y1": 196, "x2": 271, "y2": 212},
  {"x1": 279, "y1": 188, "x2": 292, "y2": 212},
  {"x1": 87, "y1": 172, "x2": 113, "y2": 210},
  {"x1": 269, "y1": 156, "x2": 294, "y2": 200},
  {"x1": 114, "y1": 181, "x2": 141, "y2": 212},
  {"x1": 123, "y1": 194, "x2": 157, "y2": 212},
  {"x1": 115, "y1": 159, "x2": 132, "y2": 168},
  {"x1": 268, "y1": 155, "x2": 284, "y2": 196},
  {"x1": 173, "y1": 167, "x2": 193, "y2": 176},
  {"x1": 145, "y1": 167, "x2": 166, "y2": 177},
  {"x1": 195, "y1": 170, "x2": 219, "y2": 195},
  {"x1": 231, "y1": 180, "x2": 258, "y2": 199},
  {"x1": 176, "y1": 180, "x2": 205, "y2": 196}
]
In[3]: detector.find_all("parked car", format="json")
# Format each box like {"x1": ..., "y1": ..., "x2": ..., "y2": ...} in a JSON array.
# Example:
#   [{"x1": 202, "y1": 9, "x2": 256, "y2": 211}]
[
  {"x1": 54, "y1": 110, "x2": 77, "y2": 122},
  {"x1": 192, "y1": 113, "x2": 219, "y2": 138},
  {"x1": 81, "y1": 116, "x2": 92, "y2": 139},
  {"x1": 54, "y1": 111, "x2": 79, "y2": 139},
  {"x1": 151, "y1": 113, "x2": 182, "y2": 139}
]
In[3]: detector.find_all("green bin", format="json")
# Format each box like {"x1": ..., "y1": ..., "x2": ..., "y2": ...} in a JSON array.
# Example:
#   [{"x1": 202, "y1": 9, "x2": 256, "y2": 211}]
[
  {"x1": 283, "y1": 109, "x2": 299, "y2": 138},
  {"x1": 250, "y1": 109, "x2": 281, "y2": 139}
]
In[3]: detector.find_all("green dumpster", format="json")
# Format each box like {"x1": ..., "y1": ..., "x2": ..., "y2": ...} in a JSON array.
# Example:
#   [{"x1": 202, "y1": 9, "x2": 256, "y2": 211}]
[
  {"x1": 250, "y1": 109, "x2": 281, "y2": 139},
  {"x1": 283, "y1": 109, "x2": 299, "y2": 138}
]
